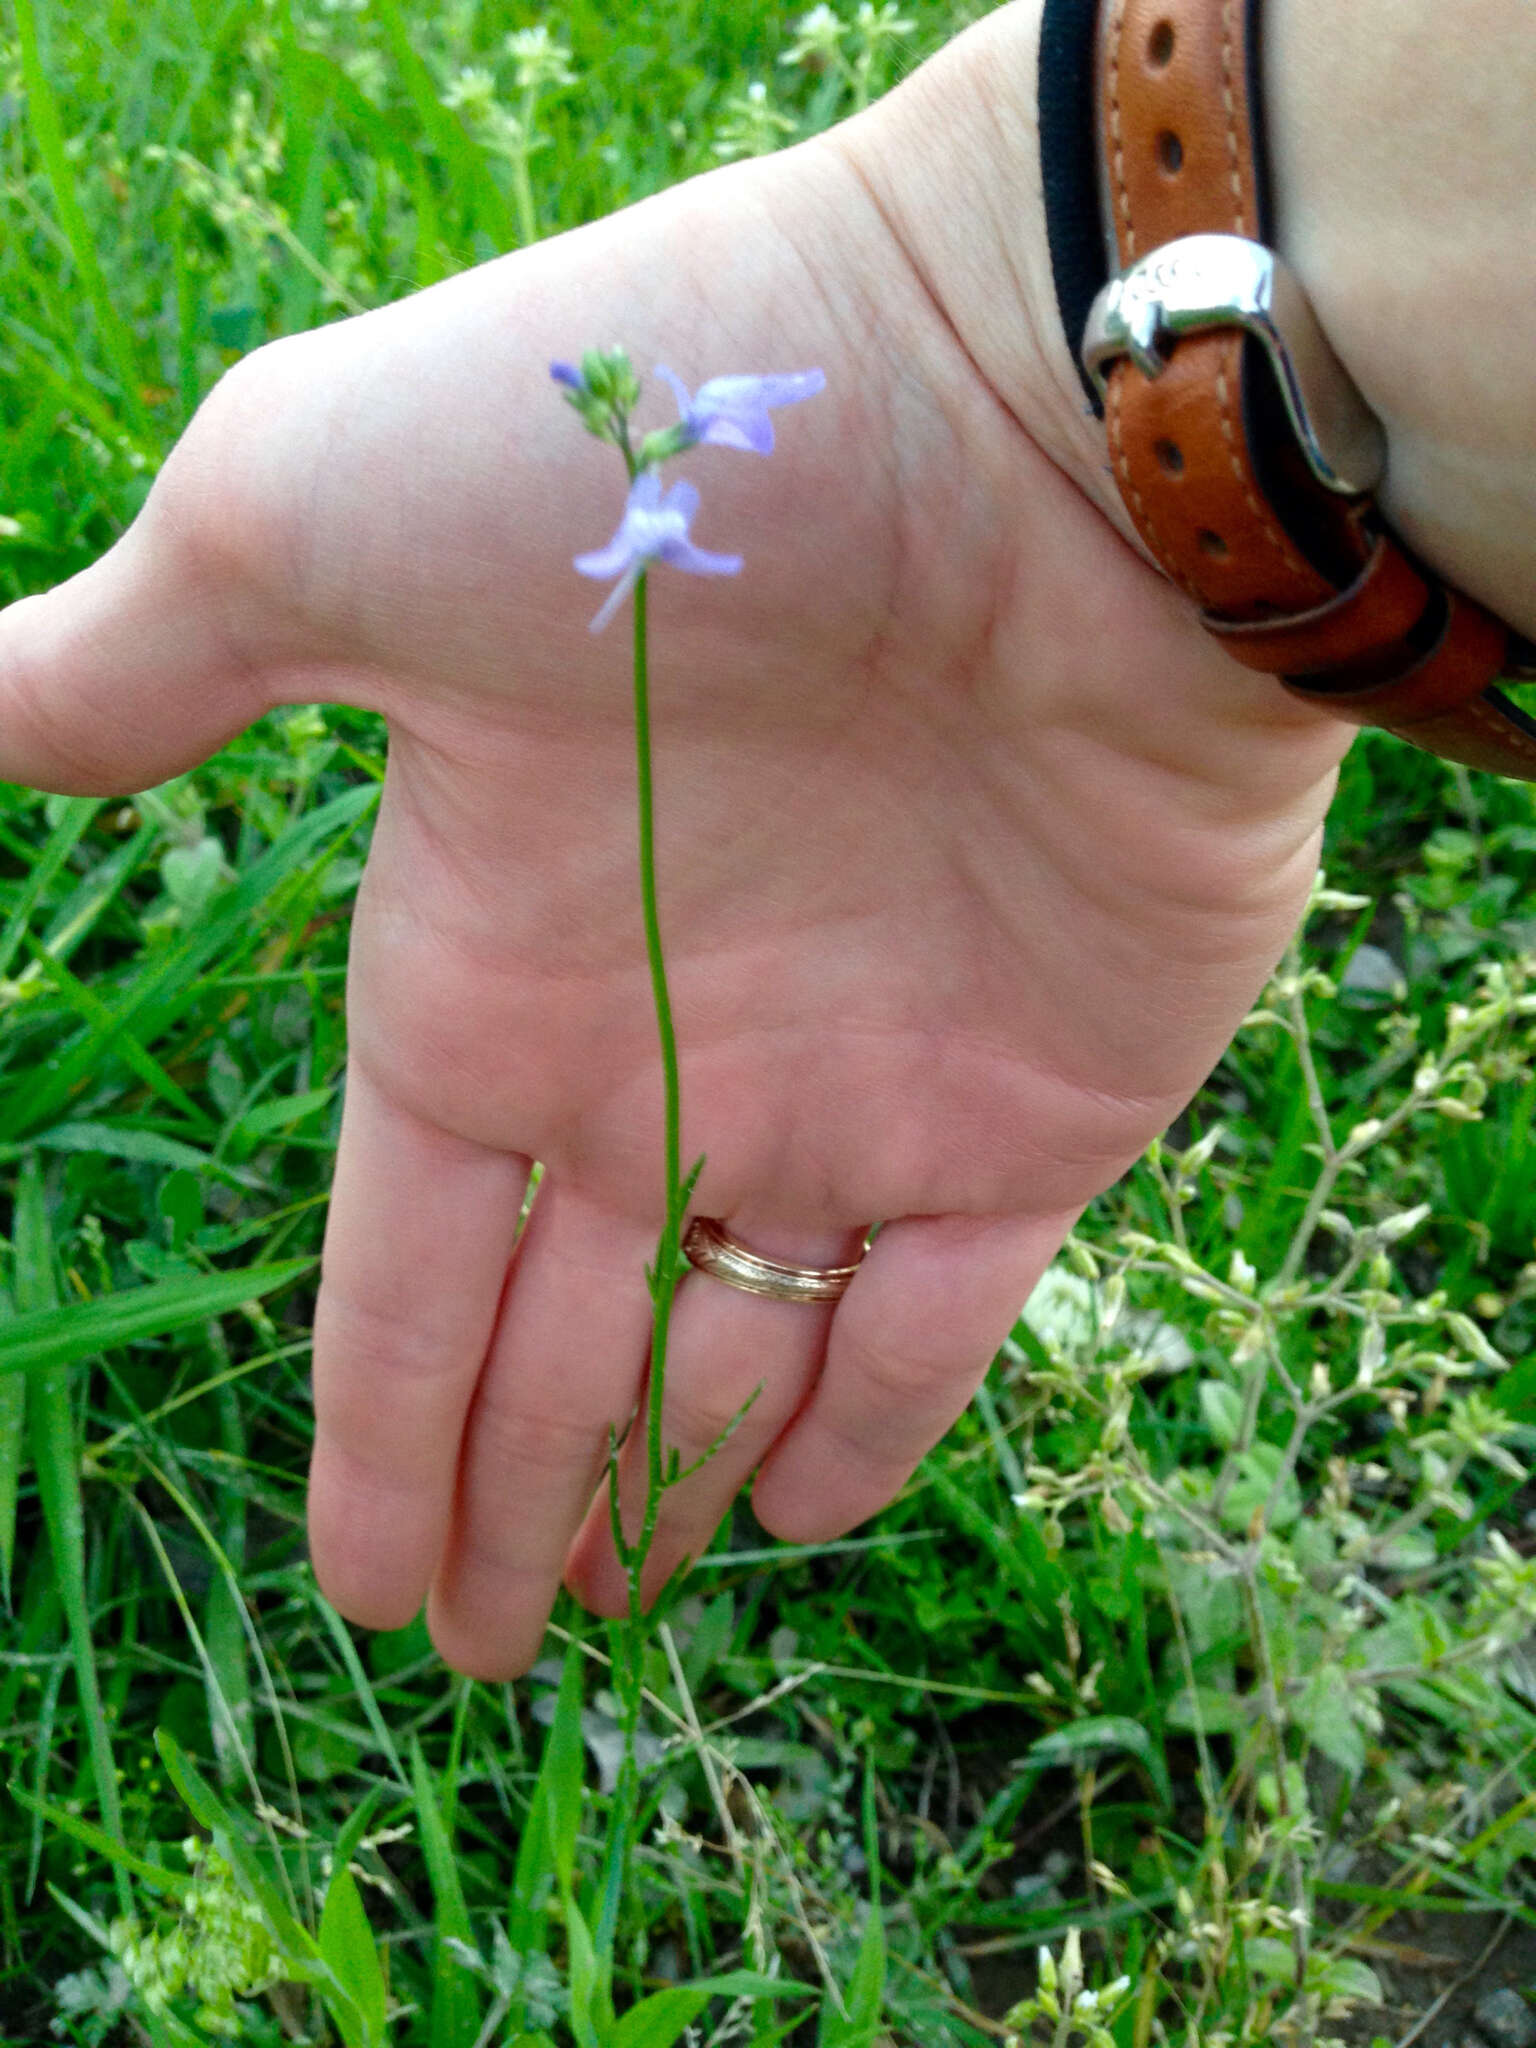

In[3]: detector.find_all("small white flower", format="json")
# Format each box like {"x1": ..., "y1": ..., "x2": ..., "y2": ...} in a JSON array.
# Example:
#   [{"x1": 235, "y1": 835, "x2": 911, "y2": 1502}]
[
  {"x1": 506, "y1": 25, "x2": 577, "y2": 91},
  {"x1": 441, "y1": 66, "x2": 498, "y2": 114}
]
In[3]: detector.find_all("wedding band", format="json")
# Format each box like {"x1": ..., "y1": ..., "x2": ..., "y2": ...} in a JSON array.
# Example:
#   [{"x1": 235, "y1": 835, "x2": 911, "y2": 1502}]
[{"x1": 682, "y1": 1216, "x2": 866, "y2": 1304}]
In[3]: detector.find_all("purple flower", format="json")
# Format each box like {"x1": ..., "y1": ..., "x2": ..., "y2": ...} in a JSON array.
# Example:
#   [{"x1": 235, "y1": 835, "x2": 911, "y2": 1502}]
[
  {"x1": 574, "y1": 470, "x2": 743, "y2": 632},
  {"x1": 550, "y1": 359, "x2": 584, "y2": 391},
  {"x1": 656, "y1": 365, "x2": 826, "y2": 455}
]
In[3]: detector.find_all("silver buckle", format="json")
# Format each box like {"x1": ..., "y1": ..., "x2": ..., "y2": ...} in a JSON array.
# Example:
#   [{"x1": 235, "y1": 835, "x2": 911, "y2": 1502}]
[{"x1": 1081, "y1": 234, "x2": 1386, "y2": 498}]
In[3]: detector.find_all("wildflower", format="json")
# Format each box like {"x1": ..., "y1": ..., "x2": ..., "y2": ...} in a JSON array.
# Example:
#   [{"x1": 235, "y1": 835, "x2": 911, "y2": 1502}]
[
  {"x1": 781, "y1": 4, "x2": 848, "y2": 67},
  {"x1": 712, "y1": 80, "x2": 797, "y2": 160},
  {"x1": 441, "y1": 66, "x2": 498, "y2": 115},
  {"x1": 655, "y1": 365, "x2": 826, "y2": 455},
  {"x1": 855, "y1": 0, "x2": 916, "y2": 34},
  {"x1": 574, "y1": 471, "x2": 741, "y2": 632},
  {"x1": 506, "y1": 24, "x2": 577, "y2": 91}
]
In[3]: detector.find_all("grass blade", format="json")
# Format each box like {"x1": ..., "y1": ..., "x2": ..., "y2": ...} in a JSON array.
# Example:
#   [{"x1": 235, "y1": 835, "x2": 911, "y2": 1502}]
[
  {"x1": 0, "y1": 795, "x2": 101, "y2": 983},
  {"x1": 10, "y1": 0, "x2": 150, "y2": 436},
  {"x1": 0, "y1": 782, "x2": 376, "y2": 1143},
  {"x1": 13, "y1": 1156, "x2": 132, "y2": 1915},
  {"x1": 0, "y1": 1259, "x2": 315, "y2": 1378},
  {"x1": 409, "y1": 1733, "x2": 480, "y2": 2048}
]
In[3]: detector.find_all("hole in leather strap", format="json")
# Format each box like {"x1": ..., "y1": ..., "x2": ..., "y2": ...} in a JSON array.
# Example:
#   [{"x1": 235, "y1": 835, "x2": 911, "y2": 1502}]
[
  {"x1": 1205, "y1": 537, "x2": 1428, "y2": 677},
  {"x1": 1156, "y1": 130, "x2": 1184, "y2": 174},
  {"x1": 1148, "y1": 19, "x2": 1175, "y2": 66}
]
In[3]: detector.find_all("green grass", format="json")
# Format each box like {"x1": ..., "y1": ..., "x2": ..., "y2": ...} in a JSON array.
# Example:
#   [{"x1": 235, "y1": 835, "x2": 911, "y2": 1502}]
[{"x1": 2, "y1": 3, "x2": 1536, "y2": 2045}]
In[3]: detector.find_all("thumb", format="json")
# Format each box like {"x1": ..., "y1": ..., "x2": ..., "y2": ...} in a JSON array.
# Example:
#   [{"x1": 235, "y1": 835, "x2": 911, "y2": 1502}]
[{"x1": 0, "y1": 510, "x2": 269, "y2": 797}]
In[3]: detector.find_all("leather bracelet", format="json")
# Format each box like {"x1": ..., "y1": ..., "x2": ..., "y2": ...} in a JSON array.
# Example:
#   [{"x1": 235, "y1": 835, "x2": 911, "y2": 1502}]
[{"x1": 1038, "y1": 0, "x2": 1536, "y2": 780}]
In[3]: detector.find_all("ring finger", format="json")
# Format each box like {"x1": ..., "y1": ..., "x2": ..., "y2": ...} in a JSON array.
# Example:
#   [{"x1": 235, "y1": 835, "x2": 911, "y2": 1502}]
[{"x1": 564, "y1": 1214, "x2": 869, "y2": 1615}]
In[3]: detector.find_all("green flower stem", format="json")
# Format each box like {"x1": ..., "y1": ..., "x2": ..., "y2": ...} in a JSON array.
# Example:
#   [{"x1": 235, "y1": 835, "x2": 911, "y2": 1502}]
[
  {"x1": 598, "y1": 565, "x2": 688, "y2": 1967},
  {"x1": 511, "y1": 85, "x2": 541, "y2": 247},
  {"x1": 630, "y1": 565, "x2": 685, "y2": 1597}
]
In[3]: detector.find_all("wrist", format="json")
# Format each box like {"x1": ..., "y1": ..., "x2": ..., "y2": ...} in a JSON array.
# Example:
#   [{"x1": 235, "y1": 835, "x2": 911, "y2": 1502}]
[
  {"x1": 846, "y1": 0, "x2": 1535, "y2": 649},
  {"x1": 831, "y1": 0, "x2": 1124, "y2": 531},
  {"x1": 1265, "y1": 0, "x2": 1536, "y2": 641}
]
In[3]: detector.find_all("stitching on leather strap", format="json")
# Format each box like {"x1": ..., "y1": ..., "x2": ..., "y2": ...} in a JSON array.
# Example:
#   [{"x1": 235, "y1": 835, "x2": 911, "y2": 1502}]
[
  {"x1": 1389, "y1": 699, "x2": 1536, "y2": 774},
  {"x1": 1212, "y1": 356, "x2": 1316, "y2": 585},
  {"x1": 1219, "y1": 0, "x2": 1249, "y2": 233},
  {"x1": 1108, "y1": 0, "x2": 1135, "y2": 258},
  {"x1": 1451, "y1": 694, "x2": 1536, "y2": 768},
  {"x1": 1109, "y1": 375, "x2": 1203, "y2": 600}
]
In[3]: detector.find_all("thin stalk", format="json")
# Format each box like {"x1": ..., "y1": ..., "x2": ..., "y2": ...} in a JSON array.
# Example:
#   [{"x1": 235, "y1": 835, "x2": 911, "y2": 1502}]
[
  {"x1": 599, "y1": 568, "x2": 688, "y2": 1960},
  {"x1": 1276, "y1": 976, "x2": 1339, "y2": 1287},
  {"x1": 629, "y1": 570, "x2": 685, "y2": 1572},
  {"x1": 511, "y1": 88, "x2": 540, "y2": 246}
]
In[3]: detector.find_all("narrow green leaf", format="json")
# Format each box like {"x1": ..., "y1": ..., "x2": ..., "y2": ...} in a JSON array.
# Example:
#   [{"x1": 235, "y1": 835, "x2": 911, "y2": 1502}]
[
  {"x1": 10, "y1": 0, "x2": 150, "y2": 435},
  {"x1": 845, "y1": 1770, "x2": 888, "y2": 2045},
  {"x1": 16, "y1": 1158, "x2": 131, "y2": 1913},
  {"x1": 508, "y1": 1750, "x2": 553, "y2": 1954},
  {"x1": 544, "y1": 1640, "x2": 585, "y2": 1896},
  {"x1": 6, "y1": 1119, "x2": 258, "y2": 1188},
  {"x1": 0, "y1": 1260, "x2": 314, "y2": 1378},
  {"x1": 233, "y1": 1085, "x2": 335, "y2": 1146},
  {"x1": 0, "y1": 783, "x2": 376, "y2": 1143},
  {"x1": 0, "y1": 1278, "x2": 22, "y2": 1607},
  {"x1": 319, "y1": 1865, "x2": 389, "y2": 2048},
  {"x1": 318, "y1": 1601, "x2": 408, "y2": 1789},
  {"x1": 8, "y1": 1784, "x2": 191, "y2": 1899},
  {"x1": 613, "y1": 1976, "x2": 809, "y2": 2048},
  {"x1": 1023, "y1": 1715, "x2": 1174, "y2": 1808},
  {"x1": 409, "y1": 1734, "x2": 480, "y2": 2048},
  {"x1": 1198, "y1": 1379, "x2": 1244, "y2": 1448},
  {"x1": 562, "y1": 1891, "x2": 604, "y2": 2048},
  {"x1": 19, "y1": 935, "x2": 209, "y2": 1127},
  {"x1": 0, "y1": 795, "x2": 101, "y2": 983}
]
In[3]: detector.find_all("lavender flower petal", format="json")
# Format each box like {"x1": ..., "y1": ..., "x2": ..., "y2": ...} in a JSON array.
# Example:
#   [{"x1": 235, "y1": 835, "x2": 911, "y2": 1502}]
[
  {"x1": 574, "y1": 469, "x2": 741, "y2": 629},
  {"x1": 654, "y1": 364, "x2": 825, "y2": 456},
  {"x1": 574, "y1": 533, "x2": 637, "y2": 578},
  {"x1": 700, "y1": 370, "x2": 826, "y2": 410},
  {"x1": 657, "y1": 538, "x2": 744, "y2": 577},
  {"x1": 661, "y1": 477, "x2": 700, "y2": 521}
]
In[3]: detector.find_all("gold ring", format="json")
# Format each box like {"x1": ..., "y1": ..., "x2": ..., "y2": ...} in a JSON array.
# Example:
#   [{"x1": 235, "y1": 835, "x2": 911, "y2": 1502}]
[{"x1": 682, "y1": 1216, "x2": 866, "y2": 1304}]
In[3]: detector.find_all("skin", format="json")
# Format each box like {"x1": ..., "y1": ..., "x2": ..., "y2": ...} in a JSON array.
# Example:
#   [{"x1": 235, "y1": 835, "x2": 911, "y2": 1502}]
[{"x1": 0, "y1": 0, "x2": 1528, "y2": 1679}]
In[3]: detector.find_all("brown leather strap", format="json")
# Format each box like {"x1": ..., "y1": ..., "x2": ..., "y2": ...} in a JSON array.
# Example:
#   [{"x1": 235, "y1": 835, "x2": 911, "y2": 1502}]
[{"x1": 1096, "y1": 0, "x2": 1536, "y2": 778}]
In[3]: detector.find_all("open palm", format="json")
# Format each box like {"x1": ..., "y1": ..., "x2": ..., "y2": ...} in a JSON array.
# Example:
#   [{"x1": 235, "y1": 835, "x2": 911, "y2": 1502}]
[{"x1": 0, "y1": 110, "x2": 1349, "y2": 1676}]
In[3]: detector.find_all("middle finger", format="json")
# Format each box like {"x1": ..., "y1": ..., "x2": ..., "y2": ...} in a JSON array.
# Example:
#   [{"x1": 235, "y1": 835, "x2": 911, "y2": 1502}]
[{"x1": 425, "y1": 1174, "x2": 657, "y2": 1678}]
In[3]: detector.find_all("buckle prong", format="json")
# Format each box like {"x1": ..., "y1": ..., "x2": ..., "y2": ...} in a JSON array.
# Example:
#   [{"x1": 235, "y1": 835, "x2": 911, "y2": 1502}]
[
  {"x1": 1082, "y1": 234, "x2": 1386, "y2": 497},
  {"x1": 1124, "y1": 295, "x2": 1167, "y2": 380}
]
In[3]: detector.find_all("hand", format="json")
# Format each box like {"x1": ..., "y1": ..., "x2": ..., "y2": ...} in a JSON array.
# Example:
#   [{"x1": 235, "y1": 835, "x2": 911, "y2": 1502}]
[{"x1": 0, "y1": 10, "x2": 1358, "y2": 1679}]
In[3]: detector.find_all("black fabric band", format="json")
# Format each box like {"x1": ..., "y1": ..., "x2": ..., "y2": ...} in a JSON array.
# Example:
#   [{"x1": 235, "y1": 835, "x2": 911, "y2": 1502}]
[{"x1": 1037, "y1": 0, "x2": 1105, "y2": 414}]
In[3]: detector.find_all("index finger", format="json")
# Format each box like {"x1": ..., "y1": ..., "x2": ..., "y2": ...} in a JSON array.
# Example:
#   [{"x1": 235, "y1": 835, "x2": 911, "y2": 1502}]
[{"x1": 307, "y1": 1063, "x2": 532, "y2": 1630}]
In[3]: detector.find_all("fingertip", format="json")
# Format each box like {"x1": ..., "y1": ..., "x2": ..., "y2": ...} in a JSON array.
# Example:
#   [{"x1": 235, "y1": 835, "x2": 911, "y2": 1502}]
[
  {"x1": 750, "y1": 1460, "x2": 861, "y2": 1548},
  {"x1": 423, "y1": 1582, "x2": 551, "y2": 1683},
  {"x1": 307, "y1": 1444, "x2": 441, "y2": 1633}
]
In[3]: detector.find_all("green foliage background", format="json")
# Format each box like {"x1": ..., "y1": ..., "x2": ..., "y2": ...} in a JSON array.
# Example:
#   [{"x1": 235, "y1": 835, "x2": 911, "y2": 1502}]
[{"x1": 2, "y1": 2, "x2": 1535, "y2": 2045}]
